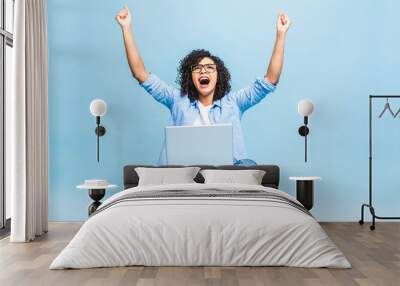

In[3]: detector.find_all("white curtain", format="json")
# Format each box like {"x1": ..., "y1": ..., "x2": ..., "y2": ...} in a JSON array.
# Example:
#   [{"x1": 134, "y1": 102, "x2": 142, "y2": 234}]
[{"x1": 7, "y1": 0, "x2": 48, "y2": 242}]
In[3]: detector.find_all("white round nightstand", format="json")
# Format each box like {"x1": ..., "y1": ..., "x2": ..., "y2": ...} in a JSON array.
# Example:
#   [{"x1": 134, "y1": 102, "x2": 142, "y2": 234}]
[
  {"x1": 289, "y1": 177, "x2": 321, "y2": 210},
  {"x1": 77, "y1": 180, "x2": 117, "y2": 216}
]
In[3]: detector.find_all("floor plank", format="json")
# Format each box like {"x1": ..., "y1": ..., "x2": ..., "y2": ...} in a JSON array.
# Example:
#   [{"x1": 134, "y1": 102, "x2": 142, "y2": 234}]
[{"x1": 0, "y1": 222, "x2": 399, "y2": 286}]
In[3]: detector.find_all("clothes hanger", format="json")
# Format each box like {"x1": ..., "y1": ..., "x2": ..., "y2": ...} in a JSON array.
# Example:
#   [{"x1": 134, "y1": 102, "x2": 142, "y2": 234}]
[
  {"x1": 378, "y1": 98, "x2": 395, "y2": 118},
  {"x1": 393, "y1": 106, "x2": 400, "y2": 118}
]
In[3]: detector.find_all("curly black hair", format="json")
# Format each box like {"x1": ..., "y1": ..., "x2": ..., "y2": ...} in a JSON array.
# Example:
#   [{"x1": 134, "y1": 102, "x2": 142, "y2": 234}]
[{"x1": 176, "y1": 49, "x2": 231, "y2": 102}]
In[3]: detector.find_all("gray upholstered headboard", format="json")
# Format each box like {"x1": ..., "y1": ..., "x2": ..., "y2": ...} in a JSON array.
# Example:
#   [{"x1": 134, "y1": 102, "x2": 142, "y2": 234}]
[{"x1": 123, "y1": 165, "x2": 280, "y2": 189}]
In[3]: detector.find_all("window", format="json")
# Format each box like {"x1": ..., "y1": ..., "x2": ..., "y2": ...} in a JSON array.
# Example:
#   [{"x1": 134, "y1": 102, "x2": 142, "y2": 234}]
[{"x1": 0, "y1": 0, "x2": 14, "y2": 233}]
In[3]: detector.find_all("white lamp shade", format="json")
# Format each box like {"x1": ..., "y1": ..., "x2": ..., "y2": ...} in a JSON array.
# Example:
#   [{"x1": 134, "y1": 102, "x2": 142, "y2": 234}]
[
  {"x1": 297, "y1": 99, "x2": 314, "y2": 116},
  {"x1": 90, "y1": 99, "x2": 107, "y2": 117}
]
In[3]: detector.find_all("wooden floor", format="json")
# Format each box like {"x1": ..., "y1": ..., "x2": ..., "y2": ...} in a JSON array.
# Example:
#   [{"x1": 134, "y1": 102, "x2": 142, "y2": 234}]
[{"x1": 0, "y1": 222, "x2": 399, "y2": 286}]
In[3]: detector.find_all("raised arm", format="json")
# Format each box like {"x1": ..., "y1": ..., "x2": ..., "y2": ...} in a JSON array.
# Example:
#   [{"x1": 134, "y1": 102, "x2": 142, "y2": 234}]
[
  {"x1": 116, "y1": 6, "x2": 148, "y2": 83},
  {"x1": 264, "y1": 13, "x2": 291, "y2": 85},
  {"x1": 231, "y1": 13, "x2": 291, "y2": 112}
]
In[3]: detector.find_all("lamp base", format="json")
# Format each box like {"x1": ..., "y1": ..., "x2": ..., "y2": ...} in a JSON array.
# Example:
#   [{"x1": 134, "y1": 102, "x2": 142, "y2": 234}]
[
  {"x1": 298, "y1": 126, "x2": 309, "y2": 136},
  {"x1": 95, "y1": 126, "x2": 106, "y2": 136}
]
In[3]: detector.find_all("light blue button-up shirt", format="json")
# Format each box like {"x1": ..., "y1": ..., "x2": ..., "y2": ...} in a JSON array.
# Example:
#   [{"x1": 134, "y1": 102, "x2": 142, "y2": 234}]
[{"x1": 140, "y1": 73, "x2": 276, "y2": 165}]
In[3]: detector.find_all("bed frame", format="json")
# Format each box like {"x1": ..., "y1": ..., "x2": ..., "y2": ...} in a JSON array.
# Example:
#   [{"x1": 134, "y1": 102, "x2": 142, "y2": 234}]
[{"x1": 123, "y1": 165, "x2": 280, "y2": 189}]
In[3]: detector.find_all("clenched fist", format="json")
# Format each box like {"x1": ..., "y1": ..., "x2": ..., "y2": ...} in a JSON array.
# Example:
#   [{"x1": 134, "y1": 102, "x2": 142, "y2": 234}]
[
  {"x1": 116, "y1": 6, "x2": 132, "y2": 28},
  {"x1": 276, "y1": 13, "x2": 291, "y2": 34}
]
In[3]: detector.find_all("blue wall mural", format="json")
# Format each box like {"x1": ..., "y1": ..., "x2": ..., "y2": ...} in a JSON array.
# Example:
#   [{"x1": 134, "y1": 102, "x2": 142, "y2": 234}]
[{"x1": 47, "y1": 0, "x2": 400, "y2": 221}]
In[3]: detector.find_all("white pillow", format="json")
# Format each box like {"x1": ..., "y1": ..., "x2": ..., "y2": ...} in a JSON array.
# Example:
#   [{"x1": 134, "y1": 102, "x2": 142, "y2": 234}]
[
  {"x1": 135, "y1": 167, "x2": 200, "y2": 186},
  {"x1": 200, "y1": 169, "x2": 266, "y2": 185}
]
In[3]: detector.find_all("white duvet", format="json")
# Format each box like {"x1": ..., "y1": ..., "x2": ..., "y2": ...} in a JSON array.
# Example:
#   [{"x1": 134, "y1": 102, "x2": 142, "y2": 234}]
[{"x1": 50, "y1": 183, "x2": 351, "y2": 269}]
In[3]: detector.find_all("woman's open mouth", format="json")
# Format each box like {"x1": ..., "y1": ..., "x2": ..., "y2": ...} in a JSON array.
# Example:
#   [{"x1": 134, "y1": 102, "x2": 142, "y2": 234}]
[{"x1": 199, "y1": 76, "x2": 210, "y2": 86}]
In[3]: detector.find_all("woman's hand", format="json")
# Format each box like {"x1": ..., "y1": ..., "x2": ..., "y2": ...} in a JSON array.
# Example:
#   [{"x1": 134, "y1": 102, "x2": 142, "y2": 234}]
[
  {"x1": 276, "y1": 13, "x2": 291, "y2": 34},
  {"x1": 117, "y1": 6, "x2": 148, "y2": 83},
  {"x1": 264, "y1": 13, "x2": 290, "y2": 85},
  {"x1": 116, "y1": 6, "x2": 132, "y2": 28}
]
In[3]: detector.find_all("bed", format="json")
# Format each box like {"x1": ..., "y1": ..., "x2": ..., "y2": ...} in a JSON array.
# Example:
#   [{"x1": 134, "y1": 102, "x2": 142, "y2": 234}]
[{"x1": 50, "y1": 165, "x2": 350, "y2": 269}]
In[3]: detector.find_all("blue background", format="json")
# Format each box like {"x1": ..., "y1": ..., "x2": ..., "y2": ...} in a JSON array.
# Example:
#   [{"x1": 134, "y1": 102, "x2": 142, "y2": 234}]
[{"x1": 47, "y1": 0, "x2": 400, "y2": 221}]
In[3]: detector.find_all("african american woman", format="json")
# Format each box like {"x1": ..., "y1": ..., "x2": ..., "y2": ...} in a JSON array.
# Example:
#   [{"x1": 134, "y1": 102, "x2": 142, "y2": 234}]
[{"x1": 116, "y1": 6, "x2": 291, "y2": 165}]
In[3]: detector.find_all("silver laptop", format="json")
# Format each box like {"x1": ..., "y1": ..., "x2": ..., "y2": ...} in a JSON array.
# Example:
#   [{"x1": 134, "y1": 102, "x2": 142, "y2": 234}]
[{"x1": 165, "y1": 124, "x2": 233, "y2": 165}]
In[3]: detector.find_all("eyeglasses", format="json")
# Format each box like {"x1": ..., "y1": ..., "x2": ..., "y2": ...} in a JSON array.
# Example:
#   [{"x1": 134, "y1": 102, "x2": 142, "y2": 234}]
[{"x1": 191, "y1": 64, "x2": 217, "y2": 73}]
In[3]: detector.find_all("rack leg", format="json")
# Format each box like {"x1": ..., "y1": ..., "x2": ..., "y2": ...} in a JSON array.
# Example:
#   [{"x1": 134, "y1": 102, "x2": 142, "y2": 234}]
[
  {"x1": 359, "y1": 204, "x2": 366, "y2": 225},
  {"x1": 359, "y1": 204, "x2": 376, "y2": 230},
  {"x1": 369, "y1": 206, "x2": 376, "y2": 231}
]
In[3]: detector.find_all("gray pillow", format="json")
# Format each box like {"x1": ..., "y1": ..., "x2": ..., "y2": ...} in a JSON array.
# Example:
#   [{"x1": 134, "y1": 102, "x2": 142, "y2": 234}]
[
  {"x1": 135, "y1": 167, "x2": 201, "y2": 186},
  {"x1": 200, "y1": 169, "x2": 266, "y2": 185}
]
